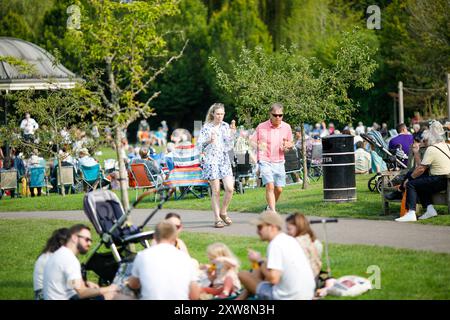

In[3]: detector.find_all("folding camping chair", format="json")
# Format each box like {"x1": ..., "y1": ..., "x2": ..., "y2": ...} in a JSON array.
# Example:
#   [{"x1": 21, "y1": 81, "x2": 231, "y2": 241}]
[
  {"x1": 103, "y1": 159, "x2": 118, "y2": 174},
  {"x1": 230, "y1": 150, "x2": 256, "y2": 194},
  {"x1": 308, "y1": 143, "x2": 323, "y2": 181},
  {"x1": 129, "y1": 162, "x2": 163, "y2": 201},
  {"x1": 28, "y1": 166, "x2": 48, "y2": 196},
  {"x1": 164, "y1": 142, "x2": 209, "y2": 200},
  {"x1": 79, "y1": 163, "x2": 102, "y2": 192},
  {"x1": 56, "y1": 165, "x2": 75, "y2": 194},
  {"x1": 284, "y1": 147, "x2": 303, "y2": 185},
  {"x1": 0, "y1": 169, "x2": 18, "y2": 198}
]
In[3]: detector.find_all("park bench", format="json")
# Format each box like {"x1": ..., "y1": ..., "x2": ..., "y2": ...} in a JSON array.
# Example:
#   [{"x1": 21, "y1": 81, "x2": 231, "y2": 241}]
[{"x1": 380, "y1": 172, "x2": 450, "y2": 215}]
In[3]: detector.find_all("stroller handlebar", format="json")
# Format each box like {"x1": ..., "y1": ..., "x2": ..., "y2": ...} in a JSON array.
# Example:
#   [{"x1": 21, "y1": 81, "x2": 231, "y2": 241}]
[{"x1": 309, "y1": 218, "x2": 338, "y2": 224}]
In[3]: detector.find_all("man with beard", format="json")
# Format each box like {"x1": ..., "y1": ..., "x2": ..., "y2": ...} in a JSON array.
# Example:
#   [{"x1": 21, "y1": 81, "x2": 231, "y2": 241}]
[{"x1": 43, "y1": 224, "x2": 119, "y2": 300}]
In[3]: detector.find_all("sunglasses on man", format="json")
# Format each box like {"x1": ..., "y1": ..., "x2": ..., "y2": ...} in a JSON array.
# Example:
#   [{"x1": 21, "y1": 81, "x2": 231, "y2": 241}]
[{"x1": 77, "y1": 234, "x2": 93, "y2": 243}]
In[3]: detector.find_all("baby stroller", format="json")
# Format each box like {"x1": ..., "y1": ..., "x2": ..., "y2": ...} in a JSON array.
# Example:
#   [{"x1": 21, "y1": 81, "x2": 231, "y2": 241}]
[
  {"x1": 81, "y1": 188, "x2": 171, "y2": 285},
  {"x1": 361, "y1": 131, "x2": 407, "y2": 193}
]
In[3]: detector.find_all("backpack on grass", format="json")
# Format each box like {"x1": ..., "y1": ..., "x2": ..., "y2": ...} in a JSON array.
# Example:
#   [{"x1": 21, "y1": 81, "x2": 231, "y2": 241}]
[{"x1": 326, "y1": 275, "x2": 372, "y2": 297}]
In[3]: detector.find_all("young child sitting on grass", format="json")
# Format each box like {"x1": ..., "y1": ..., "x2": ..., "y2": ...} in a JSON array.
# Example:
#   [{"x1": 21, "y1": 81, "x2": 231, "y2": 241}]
[{"x1": 200, "y1": 242, "x2": 241, "y2": 299}]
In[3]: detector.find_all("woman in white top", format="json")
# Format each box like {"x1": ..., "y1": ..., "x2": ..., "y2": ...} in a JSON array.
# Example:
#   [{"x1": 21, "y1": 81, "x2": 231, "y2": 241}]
[
  {"x1": 33, "y1": 228, "x2": 70, "y2": 300},
  {"x1": 197, "y1": 103, "x2": 236, "y2": 228}
]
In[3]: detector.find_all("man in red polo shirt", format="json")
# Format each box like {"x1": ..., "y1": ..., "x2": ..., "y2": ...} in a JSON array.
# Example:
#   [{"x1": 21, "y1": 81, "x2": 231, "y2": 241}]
[{"x1": 252, "y1": 103, "x2": 294, "y2": 212}]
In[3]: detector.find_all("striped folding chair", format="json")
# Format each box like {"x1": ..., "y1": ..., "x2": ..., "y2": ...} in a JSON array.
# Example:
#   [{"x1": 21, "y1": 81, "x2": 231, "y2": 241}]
[{"x1": 164, "y1": 142, "x2": 209, "y2": 200}]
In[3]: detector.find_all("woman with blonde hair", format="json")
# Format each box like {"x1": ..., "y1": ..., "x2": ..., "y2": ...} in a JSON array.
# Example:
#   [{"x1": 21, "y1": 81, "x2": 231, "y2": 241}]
[
  {"x1": 285, "y1": 213, "x2": 323, "y2": 278},
  {"x1": 197, "y1": 103, "x2": 236, "y2": 228}
]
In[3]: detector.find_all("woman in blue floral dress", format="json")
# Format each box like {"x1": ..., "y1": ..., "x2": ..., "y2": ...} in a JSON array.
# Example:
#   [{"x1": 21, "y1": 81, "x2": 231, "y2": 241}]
[{"x1": 198, "y1": 103, "x2": 236, "y2": 228}]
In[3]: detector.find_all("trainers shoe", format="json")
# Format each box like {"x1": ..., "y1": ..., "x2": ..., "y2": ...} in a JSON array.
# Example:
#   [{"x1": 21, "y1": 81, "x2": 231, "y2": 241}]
[
  {"x1": 395, "y1": 211, "x2": 417, "y2": 222},
  {"x1": 418, "y1": 210, "x2": 438, "y2": 220}
]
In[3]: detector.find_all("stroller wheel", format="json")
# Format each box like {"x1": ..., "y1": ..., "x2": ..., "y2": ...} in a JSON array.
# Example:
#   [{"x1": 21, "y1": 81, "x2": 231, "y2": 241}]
[
  {"x1": 368, "y1": 175, "x2": 378, "y2": 192},
  {"x1": 376, "y1": 177, "x2": 393, "y2": 193}
]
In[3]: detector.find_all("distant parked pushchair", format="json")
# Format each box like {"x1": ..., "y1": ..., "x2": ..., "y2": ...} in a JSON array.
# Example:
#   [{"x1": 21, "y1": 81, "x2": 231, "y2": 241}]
[
  {"x1": 81, "y1": 188, "x2": 171, "y2": 285},
  {"x1": 361, "y1": 131, "x2": 407, "y2": 193}
]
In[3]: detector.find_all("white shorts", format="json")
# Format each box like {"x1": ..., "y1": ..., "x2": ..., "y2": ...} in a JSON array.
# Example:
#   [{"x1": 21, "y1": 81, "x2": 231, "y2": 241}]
[{"x1": 259, "y1": 161, "x2": 286, "y2": 187}]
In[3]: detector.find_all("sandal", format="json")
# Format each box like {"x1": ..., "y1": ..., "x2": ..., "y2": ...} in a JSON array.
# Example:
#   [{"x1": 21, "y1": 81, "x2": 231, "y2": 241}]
[
  {"x1": 220, "y1": 214, "x2": 233, "y2": 226},
  {"x1": 214, "y1": 220, "x2": 225, "y2": 228}
]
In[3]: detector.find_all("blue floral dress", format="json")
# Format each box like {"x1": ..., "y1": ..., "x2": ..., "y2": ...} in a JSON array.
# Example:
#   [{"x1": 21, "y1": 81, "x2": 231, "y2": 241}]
[{"x1": 197, "y1": 121, "x2": 234, "y2": 180}]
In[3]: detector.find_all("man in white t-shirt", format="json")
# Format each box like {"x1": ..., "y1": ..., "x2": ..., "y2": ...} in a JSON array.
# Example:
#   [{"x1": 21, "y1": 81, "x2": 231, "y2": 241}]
[
  {"x1": 43, "y1": 224, "x2": 118, "y2": 300},
  {"x1": 20, "y1": 113, "x2": 39, "y2": 142},
  {"x1": 127, "y1": 220, "x2": 200, "y2": 300},
  {"x1": 77, "y1": 148, "x2": 98, "y2": 169},
  {"x1": 237, "y1": 210, "x2": 316, "y2": 300}
]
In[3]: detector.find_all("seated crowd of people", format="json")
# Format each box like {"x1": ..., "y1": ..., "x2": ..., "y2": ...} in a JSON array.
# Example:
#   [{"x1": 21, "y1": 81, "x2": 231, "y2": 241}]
[{"x1": 34, "y1": 210, "x2": 324, "y2": 300}]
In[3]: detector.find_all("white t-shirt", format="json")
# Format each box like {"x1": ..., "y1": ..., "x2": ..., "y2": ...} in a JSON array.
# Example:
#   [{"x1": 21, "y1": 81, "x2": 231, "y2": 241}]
[
  {"x1": 20, "y1": 118, "x2": 39, "y2": 135},
  {"x1": 33, "y1": 252, "x2": 51, "y2": 291},
  {"x1": 267, "y1": 233, "x2": 316, "y2": 300},
  {"x1": 43, "y1": 246, "x2": 82, "y2": 300},
  {"x1": 78, "y1": 156, "x2": 98, "y2": 168},
  {"x1": 421, "y1": 142, "x2": 450, "y2": 176},
  {"x1": 131, "y1": 243, "x2": 198, "y2": 300}
]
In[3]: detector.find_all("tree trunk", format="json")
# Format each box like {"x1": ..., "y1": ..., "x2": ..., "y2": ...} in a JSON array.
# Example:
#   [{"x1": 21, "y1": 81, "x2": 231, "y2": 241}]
[
  {"x1": 114, "y1": 126, "x2": 130, "y2": 212},
  {"x1": 301, "y1": 124, "x2": 309, "y2": 189}
]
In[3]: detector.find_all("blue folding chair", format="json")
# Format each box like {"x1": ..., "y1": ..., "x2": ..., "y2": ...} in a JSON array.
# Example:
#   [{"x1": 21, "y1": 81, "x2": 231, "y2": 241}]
[
  {"x1": 28, "y1": 166, "x2": 48, "y2": 196},
  {"x1": 80, "y1": 164, "x2": 102, "y2": 192}
]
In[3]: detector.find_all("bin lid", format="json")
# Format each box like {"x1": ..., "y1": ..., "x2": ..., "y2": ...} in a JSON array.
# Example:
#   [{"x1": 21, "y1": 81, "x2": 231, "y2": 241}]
[{"x1": 321, "y1": 134, "x2": 353, "y2": 140}]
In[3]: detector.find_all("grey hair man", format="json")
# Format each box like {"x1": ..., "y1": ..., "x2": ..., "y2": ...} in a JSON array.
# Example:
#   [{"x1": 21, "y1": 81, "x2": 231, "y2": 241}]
[{"x1": 397, "y1": 121, "x2": 450, "y2": 222}]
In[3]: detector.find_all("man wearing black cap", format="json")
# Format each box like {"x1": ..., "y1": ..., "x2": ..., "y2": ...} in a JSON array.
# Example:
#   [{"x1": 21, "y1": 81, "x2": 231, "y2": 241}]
[{"x1": 237, "y1": 210, "x2": 315, "y2": 300}]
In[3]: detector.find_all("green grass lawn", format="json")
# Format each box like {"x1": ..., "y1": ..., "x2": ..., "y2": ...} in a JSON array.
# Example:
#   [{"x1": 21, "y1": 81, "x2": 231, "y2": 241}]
[
  {"x1": 0, "y1": 219, "x2": 449, "y2": 300},
  {"x1": 2, "y1": 174, "x2": 449, "y2": 226}
]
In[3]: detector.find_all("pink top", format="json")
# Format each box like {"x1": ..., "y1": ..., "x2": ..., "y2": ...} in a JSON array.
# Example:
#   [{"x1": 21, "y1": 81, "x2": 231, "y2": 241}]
[{"x1": 253, "y1": 120, "x2": 293, "y2": 163}]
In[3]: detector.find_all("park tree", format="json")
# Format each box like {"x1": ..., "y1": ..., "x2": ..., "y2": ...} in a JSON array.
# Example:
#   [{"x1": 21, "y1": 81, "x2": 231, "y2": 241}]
[
  {"x1": 379, "y1": 0, "x2": 450, "y2": 120},
  {"x1": 208, "y1": 0, "x2": 272, "y2": 72},
  {"x1": 60, "y1": 0, "x2": 187, "y2": 210},
  {"x1": 207, "y1": 0, "x2": 273, "y2": 114},
  {"x1": 0, "y1": 0, "x2": 56, "y2": 43},
  {"x1": 210, "y1": 29, "x2": 378, "y2": 188},
  {"x1": 150, "y1": 0, "x2": 212, "y2": 130}
]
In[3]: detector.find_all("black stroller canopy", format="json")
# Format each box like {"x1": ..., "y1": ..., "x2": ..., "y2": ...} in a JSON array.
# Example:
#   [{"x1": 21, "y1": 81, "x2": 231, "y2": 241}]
[{"x1": 84, "y1": 190, "x2": 126, "y2": 237}]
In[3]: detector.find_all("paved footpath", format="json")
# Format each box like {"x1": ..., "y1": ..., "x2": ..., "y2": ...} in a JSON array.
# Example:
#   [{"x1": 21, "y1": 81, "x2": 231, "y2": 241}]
[{"x1": 1, "y1": 209, "x2": 450, "y2": 254}]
